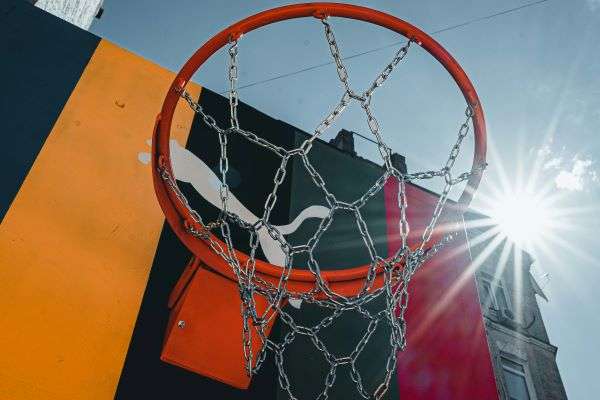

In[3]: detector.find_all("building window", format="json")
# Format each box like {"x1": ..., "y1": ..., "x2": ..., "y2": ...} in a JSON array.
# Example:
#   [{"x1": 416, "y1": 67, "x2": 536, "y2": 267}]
[
  {"x1": 501, "y1": 357, "x2": 534, "y2": 400},
  {"x1": 480, "y1": 276, "x2": 511, "y2": 312}
]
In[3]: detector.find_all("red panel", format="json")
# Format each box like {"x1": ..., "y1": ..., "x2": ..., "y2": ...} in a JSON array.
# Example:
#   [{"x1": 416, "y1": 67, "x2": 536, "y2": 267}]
[{"x1": 385, "y1": 179, "x2": 498, "y2": 399}]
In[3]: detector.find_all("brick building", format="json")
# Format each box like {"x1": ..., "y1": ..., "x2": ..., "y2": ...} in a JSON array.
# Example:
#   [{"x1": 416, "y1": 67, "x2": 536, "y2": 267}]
[{"x1": 466, "y1": 212, "x2": 568, "y2": 400}]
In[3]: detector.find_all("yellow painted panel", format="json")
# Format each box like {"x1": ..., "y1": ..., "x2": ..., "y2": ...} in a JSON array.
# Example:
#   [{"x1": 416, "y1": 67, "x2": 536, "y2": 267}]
[{"x1": 0, "y1": 39, "x2": 200, "y2": 399}]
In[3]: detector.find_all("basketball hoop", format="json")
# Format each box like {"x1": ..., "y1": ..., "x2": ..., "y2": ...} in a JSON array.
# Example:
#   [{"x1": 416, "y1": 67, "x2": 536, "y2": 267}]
[{"x1": 152, "y1": 3, "x2": 486, "y2": 399}]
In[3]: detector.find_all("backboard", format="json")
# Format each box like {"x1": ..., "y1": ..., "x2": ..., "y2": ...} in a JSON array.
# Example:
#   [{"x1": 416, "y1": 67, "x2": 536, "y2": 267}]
[{"x1": 0, "y1": 2, "x2": 497, "y2": 399}]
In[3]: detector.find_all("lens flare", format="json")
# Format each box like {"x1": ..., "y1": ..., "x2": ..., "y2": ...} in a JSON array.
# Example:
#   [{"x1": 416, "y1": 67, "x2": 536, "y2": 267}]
[{"x1": 490, "y1": 192, "x2": 551, "y2": 245}]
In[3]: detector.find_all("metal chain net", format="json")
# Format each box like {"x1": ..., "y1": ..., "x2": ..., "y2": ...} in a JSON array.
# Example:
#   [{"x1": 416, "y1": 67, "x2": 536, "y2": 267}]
[{"x1": 158, "y1": 18, "x2": 486, "y2": 400}]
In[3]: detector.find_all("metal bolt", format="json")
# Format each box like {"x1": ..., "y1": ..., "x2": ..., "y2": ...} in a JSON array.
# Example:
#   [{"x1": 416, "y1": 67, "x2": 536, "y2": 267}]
[{"x1": 178, "y1": 320, "x2": 186, "y2": 329}]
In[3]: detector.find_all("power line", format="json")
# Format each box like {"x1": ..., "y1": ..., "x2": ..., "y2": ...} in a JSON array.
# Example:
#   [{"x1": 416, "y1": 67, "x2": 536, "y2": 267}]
[{"x1": 221, "y1": 0, "x2": 550, "y2": 93}]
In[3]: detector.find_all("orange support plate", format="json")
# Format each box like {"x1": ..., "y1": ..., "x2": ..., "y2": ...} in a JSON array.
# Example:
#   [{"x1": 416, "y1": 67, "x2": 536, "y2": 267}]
[{"x1": 161, "y1": 264, "x2": 277, "y2": 389}]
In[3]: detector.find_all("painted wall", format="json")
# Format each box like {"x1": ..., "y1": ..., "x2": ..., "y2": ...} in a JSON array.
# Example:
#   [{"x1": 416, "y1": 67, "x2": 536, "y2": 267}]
[{"x1": 0, "y1": 2, "x2": 497, "y2": 399}]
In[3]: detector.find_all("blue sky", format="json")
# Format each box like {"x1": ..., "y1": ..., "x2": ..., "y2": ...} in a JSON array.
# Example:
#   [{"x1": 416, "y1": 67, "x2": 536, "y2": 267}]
[{"x1": 91, "y1": 1, "x2": 600, "y2": 398}]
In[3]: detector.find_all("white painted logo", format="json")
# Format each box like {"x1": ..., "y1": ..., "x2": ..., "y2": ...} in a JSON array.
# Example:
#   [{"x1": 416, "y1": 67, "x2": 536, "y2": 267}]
[{"x1": 139, "y1": 139, "x2": 329, "y2": 267}]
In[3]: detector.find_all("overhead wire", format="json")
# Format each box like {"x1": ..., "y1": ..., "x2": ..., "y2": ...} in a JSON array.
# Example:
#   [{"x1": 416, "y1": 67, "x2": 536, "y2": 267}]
[{"x1": 221, "y1": 0, "x2": 550, "y2": 94}]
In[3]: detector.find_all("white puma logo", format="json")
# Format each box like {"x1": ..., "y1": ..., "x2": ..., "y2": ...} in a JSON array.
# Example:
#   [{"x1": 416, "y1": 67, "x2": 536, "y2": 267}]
[{"x1": 139, "y1": 139, "x2": 329, "y2": 267}]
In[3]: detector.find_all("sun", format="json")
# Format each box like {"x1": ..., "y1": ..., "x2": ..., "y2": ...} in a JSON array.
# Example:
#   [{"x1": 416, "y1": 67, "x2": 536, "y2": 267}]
[{"x1": 490, "y1": 191, "x2": 552, "y2": 245}]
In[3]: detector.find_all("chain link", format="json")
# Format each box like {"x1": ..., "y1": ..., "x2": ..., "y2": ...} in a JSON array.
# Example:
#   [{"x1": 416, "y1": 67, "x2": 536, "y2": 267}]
[
  {"x1": 159, "y1": 18, "x2": 486, "y2": 400},
  {"x1": 229, "y1": 41, "x2": 240, "y2": 129}
]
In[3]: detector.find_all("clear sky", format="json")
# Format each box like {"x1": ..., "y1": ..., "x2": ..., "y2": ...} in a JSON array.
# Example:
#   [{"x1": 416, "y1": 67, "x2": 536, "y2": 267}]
[{"x1": 91, "y1": 1, "x2": 600, "y2": 398}]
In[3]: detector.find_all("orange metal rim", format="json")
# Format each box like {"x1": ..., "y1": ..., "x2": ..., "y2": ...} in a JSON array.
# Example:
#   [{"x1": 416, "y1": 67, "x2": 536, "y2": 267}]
[{"x1": 152, "y1": 3, "x2": 486, "y2": 295}]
